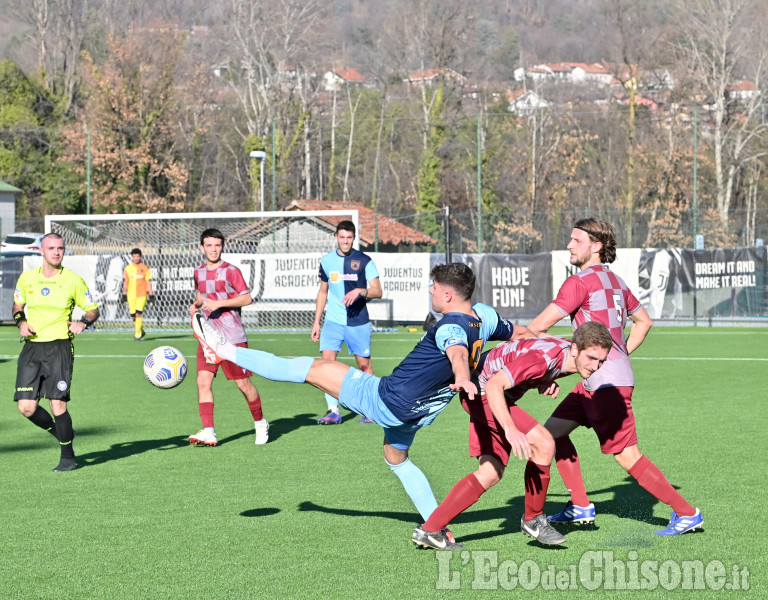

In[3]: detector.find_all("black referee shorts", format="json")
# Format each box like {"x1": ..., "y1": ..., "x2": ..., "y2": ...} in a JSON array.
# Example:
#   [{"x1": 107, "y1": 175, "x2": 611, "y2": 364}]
[{"x1": 14, "y1": 339, "x2": 75, "y2": 402}]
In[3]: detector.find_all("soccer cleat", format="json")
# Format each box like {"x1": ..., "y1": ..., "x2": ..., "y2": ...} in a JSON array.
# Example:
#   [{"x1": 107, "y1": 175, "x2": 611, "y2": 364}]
[
  {"x1": 192, "y1": 313, "x2": 228, "y2": 365},
  {"x1": 254, "y1": 420, "x2": 269, "y2": 445},
  {"x1": 52, "y1": 457, "x2": 77, "y2": 472},
  {"x1": 547, "y1": 501, "x2": 596, "y2": 524},
  {"x1": 654, "y1": 509, "x2": 703, "y2": 536},
  {"x1": 316, "y1": 410, "x2": 342, "y2": 425},
  {"x1": 521, "y1": 514, "x2": 567, "y2": 545},
  {"x1": 412, "y1": 526, "x2": 464, "y2": 550},
  {"x1": 189, "y1": 429, "x2": 218, "y2": 447},
  {"x1": 358, "y1": 416, "x2": 373, "y2": 423}
]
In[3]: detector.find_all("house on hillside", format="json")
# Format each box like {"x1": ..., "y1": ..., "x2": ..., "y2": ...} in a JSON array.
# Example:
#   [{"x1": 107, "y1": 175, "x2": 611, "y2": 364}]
[
  {"x1": 726, "y1": 80, "x2": 760, "y2": 102},
  {"x1": 506, "y1": 89, "x2": 550, "y2": 115},
  {"x1": 516, "y1": 62, "x2": 617, "y2": 87},
  {"x1": 404, "y1": 68, "x2": 466, "y2": 90},
  {"x1": 323, "y1": 68, "x2": 366, "y2": 92}
]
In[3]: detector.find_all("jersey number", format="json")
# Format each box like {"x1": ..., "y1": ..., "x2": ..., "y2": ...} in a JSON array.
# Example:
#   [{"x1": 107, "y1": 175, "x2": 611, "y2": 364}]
[
  {"x1": 612, "y1": 294, "x2": 624, "y2": 323},
  {"x1": 469, "y1": 339, "x2": 484, "y2": 370}
]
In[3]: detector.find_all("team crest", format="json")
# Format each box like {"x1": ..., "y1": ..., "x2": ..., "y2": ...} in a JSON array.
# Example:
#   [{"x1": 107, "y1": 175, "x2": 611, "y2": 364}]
[
  {"x1": 351, "y1": 260, "x2": 361, "y2": 271},
  {"x1": 42, "y1": 288, "x2": 51, "y2": 296}
]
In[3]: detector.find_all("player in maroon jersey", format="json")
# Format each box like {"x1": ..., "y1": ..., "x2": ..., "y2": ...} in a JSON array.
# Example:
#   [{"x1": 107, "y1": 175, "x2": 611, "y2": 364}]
[
  {"x1": 188, "y1": 229, "x2": 268, "y2": 447},
  {"x1": 412, "y1": 322, "x2": 613, "y2": 549},
  {"x1": 527, "y1": 218, "x2": 702, "y2": 536}
]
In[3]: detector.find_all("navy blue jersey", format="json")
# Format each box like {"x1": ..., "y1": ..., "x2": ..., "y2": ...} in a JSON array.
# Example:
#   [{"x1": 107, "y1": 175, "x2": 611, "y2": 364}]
[
  {"x1": 318, "y1": 249, "x2": 380, "y2": 326},
  {"x1": 378, "y1": 303, "x2": 516, "y2": 426}
]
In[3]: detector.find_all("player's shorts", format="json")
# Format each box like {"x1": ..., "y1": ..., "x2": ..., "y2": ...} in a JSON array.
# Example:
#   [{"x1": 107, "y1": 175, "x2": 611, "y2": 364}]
[
  {"x1": 127, "y1": 295, "x2": 148, "y2": 315},
  {"x1": 14, "y1": 339, "x2": 74, "y2": 402},
  {"x1": 337, "y1": 367, "x2": 421, "y2": 449},
  {"x1": 197, "y1": 342, "x2": 252, "y2": 380},
  {"x1": 461, "y1": 393, "x2": 539, "y2": 466},
  {"x1": 550, "y1": 381, "x2": 637, "y2": 454},
  {"x1": 320, "y1": 321, "x2": 372, "y2": 357}
]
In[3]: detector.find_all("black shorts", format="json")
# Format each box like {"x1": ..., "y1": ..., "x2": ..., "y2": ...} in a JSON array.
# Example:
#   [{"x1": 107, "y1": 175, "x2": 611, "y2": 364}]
[{"x1": 15, "y1": 339, "x2": 75, "y2": 402}]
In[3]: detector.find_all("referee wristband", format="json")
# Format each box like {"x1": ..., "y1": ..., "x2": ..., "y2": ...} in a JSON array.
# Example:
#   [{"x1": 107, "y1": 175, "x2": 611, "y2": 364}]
[
  {"x1": 80, "y1": 317, "x2": 93, "y2": 327},
  {"x1": 13, "y1": 311, "x2": 26, "y2": 328}
]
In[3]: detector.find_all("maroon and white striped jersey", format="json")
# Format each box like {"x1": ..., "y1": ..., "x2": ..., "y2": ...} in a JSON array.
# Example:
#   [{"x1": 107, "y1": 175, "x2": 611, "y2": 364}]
[
  {"x1": 478, "y1": 336, "x2": 572, "y2": 404},
  {"x1": 194, "y1": 261, "x2": 249, "y2": 344},
  {"x1": 552, "y1": 264, "x2": 640, "y2": 390}
]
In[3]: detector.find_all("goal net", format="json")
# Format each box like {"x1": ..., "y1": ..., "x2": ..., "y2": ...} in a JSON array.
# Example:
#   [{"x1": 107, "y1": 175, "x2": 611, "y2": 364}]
[{"x1": 45, "y1": 210, "x2": 359, "y2": 331}]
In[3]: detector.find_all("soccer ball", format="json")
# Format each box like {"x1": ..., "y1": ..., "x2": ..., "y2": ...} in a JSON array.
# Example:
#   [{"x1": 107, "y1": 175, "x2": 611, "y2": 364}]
[{"x1": 144, "y1": 346, "x2": 187, "y2": 389}]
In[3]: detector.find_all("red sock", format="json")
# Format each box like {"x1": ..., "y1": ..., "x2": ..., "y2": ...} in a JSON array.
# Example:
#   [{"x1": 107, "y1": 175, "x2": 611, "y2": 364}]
[
  {"x1": 555, "y1": 436, "x2": 590, "y2": 506},
  {"x1": 629, "y1": 456, "x2": 696, "y2": 517},
  {"x1": 199, "y1": 402, "x2": 214, "y2": 428},
  {"x1": 524, "y1": 461, "x2": 551, "y2": 521},
  {"x1": 423, "y1": 473, "x2": 486, "y2": 532},
  {"x1": 247, "y1": 395, "x2": 263, "y2": 421}
]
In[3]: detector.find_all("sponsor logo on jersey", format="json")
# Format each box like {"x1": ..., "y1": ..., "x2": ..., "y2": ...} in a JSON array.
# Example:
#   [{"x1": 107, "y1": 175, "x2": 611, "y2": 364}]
[
  {"x1": 352, "y1": 371, "x2": 363, "y2": 379},
  {"x1": 57, "y1": 381, "x2": 69, "y2": 391},
  {"x1": 85, "y1": 290, "x2": 94, "y2": 303},
  {"x1": 330, "y1": 271, "x2": 340, "y2": 283}
]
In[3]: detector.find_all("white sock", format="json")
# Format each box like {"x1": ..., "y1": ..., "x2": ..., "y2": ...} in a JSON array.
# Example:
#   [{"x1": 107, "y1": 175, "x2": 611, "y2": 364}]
[{"x1": 328, "y1": 405, "x2": 339, "y2": 414}]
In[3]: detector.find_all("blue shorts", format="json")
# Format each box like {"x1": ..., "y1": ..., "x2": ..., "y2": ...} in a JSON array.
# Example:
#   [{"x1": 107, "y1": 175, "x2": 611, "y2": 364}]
[
  {"x1": 320, "y1": 321, "x2": 372, "y2": 357},
  {"x1": 338, "y1": 368, "x2": 421, "y2": 450}
]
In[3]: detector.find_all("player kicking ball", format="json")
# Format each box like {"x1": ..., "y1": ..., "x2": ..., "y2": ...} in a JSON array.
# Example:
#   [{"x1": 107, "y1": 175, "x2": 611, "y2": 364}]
[
  {"x1": 413, "y1": 322, "x2": 613, "y2": 549},
  {"x1": 193, "y1": 263, "x2": 527, "y2": 545}
]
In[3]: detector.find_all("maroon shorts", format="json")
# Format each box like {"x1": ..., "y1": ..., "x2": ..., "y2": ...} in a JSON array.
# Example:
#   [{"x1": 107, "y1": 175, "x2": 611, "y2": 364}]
[
  {"x1": 196, "y1": 341, "x2": 252, "y2": 380},
  {"x1": 461, "y1": 394, "x2": 539, "y2": 466},
  {"x1": 550, "y1": 381, "x2": 637, "y2": 454}
]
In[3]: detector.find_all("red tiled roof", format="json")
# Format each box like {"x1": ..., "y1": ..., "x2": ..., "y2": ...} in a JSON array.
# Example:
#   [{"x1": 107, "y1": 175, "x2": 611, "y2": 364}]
[
  {"x1": 333, "y1": 68, "x2": 365, "y2": 82},
  {"x1": 286, "y1": 200, "x2": 437, "y2": 246}
]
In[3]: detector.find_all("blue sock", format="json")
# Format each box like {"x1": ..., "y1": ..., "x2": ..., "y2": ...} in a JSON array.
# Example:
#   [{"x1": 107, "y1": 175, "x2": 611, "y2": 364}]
[
  {"x1": 386, "y1": 458, "x2": 439, "y2": 521},
  {"x1": 234, "y1": 349, "x2": 314, "y2": 383}
]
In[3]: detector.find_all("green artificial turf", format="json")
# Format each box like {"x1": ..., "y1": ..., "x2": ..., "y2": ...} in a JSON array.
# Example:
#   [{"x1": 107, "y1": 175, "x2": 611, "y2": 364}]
[{"x1": 1, "y1": 326, "x2": 765, "y2": 598}]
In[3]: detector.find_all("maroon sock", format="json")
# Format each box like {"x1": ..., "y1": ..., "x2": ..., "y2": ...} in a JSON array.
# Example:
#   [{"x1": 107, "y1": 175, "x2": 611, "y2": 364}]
[
  {"x1": 524, "y1": 461, "x2": 551, "y2": 521},
  {"x1": 199, "y1": 402, "x2": 214, "y2": 429},
  {"x1": 629, "y1": 456, "x2": 696, "y2": 517},
  {"x1": 423, "y1": 473, "x2": 486, "y2": 532},
  {"x1": 555, "y1": 436, "x2": 590, "y2": 506},
  {"x1": 247, "y1": 395, "x2": 263, "y2": 422}
]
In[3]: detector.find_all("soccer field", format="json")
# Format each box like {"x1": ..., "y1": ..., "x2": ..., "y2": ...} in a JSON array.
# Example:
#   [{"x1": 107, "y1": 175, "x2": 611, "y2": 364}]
[{"x1": 1, "y1": 326, "x2": 766, "y2": 599}]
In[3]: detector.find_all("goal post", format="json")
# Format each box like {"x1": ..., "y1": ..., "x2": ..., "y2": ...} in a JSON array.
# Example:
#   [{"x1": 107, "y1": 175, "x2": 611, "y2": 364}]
[{"x1": 45, "y1": 210, "x2": 359, "y2": 331}]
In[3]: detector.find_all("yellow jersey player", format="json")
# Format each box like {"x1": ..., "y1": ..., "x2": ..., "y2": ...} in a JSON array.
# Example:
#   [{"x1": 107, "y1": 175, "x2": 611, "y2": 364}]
[{"x1": 122, "y1": 248, "x2": 154, "y2": 340}]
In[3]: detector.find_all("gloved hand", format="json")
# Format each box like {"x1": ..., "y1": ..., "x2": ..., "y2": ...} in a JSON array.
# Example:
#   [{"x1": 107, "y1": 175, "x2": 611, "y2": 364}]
[
  {"x1": 121, "y1": 293, "x2": 127, "y2": 303},
  {"x1": 148, "y1": 294, "x2": 156, "y2": 305}
]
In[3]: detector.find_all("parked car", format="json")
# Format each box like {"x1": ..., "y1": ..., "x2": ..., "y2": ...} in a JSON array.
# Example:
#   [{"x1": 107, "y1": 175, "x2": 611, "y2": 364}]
[{"x1": 1, "y1": 232, "x2": 45, "y2": 256}]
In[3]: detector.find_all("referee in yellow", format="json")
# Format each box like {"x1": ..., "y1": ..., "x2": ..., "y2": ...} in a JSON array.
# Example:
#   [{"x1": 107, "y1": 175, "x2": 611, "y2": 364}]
[
  {"x1": 122, "y1": 247, "x2": 154, "y2": 340},
  {"x1": 13, "y1": 233, "x2": 99, "y2": 472}
]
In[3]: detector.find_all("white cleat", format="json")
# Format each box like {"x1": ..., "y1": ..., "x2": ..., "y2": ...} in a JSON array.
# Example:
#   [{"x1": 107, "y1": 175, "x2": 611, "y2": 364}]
[
  {"x1": 189, "y1": 428, "x2": 218, "y2": 447},
  {"x1": 254, "y1": 420, "x2": 269, "y2": 445}
]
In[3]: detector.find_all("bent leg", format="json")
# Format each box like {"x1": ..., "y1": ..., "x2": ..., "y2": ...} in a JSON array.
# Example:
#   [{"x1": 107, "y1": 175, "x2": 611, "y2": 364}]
[
  {"x1": 619, "y1": 445, "x2": 697, "y2": 517},
  {"x1": 545, "y1": 416, "x2": 590, "y2": 506},
  {"x1": 423, "y1": 455, "x2": 503, "y2": 532}
]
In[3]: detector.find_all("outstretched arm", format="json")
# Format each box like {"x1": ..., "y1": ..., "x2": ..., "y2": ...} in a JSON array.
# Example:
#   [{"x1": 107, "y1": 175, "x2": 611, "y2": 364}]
[{"x1": 527, "y1": 303, "x2": 566, "y2": 337}]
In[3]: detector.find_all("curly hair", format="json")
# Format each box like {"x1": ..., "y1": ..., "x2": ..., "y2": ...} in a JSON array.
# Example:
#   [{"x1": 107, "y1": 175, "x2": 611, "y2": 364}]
[{"x1": 573, "y1": 218, "x2": 617, "y2": 263}]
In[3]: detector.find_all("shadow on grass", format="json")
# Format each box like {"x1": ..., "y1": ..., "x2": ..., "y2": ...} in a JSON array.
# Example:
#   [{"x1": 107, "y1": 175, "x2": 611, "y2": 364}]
[
  {"x1": 77, "y1": 435, "x2": 190, "y2": 467},
  {"x1": 296, "y1": 474, "x2": 679, "y2": 543}
]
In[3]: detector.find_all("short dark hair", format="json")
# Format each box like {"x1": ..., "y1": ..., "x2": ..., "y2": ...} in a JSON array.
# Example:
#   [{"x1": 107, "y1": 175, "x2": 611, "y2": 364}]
[
  {"x1": 572, "y1": 321, "x2": 614, "y2": 352},
  {"x1": 335, "y1": 220, "x2": 356, "y2": 236},
  {"x1": 573, "y1": 218, "x2": 617, "y2": 263},
  {"x1": 200, "y1": 228, "x2": 225, "y2": 246},
  {"x1": 430, "y1": 263, "x2": 476, "y2": 301},
  {"x1": 130, "y1": 248, "x2": 142, "y2": 256}
]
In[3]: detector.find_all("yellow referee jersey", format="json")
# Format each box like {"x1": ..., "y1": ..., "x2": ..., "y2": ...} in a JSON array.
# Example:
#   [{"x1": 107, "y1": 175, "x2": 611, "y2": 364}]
[{"x1": 14, "y1": 267, "x2": 98, "y2": 342}]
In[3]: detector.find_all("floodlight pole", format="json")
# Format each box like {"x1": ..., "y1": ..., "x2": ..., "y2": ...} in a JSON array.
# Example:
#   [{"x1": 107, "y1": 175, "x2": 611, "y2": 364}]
[{"x1": 249, "y1": 150, "x2": 267, "y2": 212}]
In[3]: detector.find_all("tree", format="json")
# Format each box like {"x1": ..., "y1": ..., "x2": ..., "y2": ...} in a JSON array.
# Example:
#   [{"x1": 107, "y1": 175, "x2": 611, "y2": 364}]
[
  {"x1": 65, "y1": 30, "x2": 189, "y2": 213},
  {"x1": 0, "y1": 59, "x2": 81, "y2": 218},
  {"x1": 672, "y1": 0, "x2": 768, "y2": 232}
]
